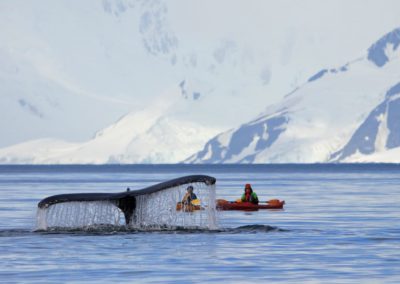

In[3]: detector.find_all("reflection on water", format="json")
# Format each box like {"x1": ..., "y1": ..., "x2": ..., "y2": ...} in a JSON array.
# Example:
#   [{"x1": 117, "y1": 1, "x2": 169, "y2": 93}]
[
  {"x1": 0, "y1": 165, "x2": 400, "y2": 283},
  {"x1": 0, "y1": 224, "x2": 283, "y2": 236}
]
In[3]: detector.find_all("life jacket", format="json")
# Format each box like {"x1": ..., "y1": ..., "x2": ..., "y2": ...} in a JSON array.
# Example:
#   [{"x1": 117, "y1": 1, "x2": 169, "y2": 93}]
[
  {"x1": 241, "y1": 188, "x2": 258, "y2": 204},
  {"x1": 189, "y1": 192, "x2": 197, "y2": 201},
  {"x1": 183, "y1": 192, "x2": 197, "y2": 204}
]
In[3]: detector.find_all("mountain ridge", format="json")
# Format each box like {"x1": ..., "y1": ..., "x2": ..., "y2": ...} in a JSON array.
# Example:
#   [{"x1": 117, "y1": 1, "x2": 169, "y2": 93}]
[{"x1": 187, "y1": 27, "x2": 400, "y2": 164}]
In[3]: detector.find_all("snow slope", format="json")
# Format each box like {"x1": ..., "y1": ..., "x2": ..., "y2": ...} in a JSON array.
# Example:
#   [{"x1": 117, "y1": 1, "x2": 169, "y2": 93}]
[
  {"x1": 344, "y1": 147, "x2": 400, "y2": 163},
  {"x1": 187, "y1": 28, "x2": 400, "y2": 163},
  {"x1": 0, "y1": 90, "x2": 220, "y2": 164}
]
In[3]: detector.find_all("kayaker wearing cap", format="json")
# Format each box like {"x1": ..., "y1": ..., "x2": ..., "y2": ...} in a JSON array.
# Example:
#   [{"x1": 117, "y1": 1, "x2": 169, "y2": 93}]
[
  {"x1": 182, "y1": 185, "x2": 198, "y2": 204},
  {"x1": 241, "y1": 184, "x2": 259, "y2": 204}
]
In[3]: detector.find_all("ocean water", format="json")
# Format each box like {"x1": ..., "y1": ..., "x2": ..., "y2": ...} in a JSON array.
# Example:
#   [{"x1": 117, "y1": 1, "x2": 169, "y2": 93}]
[{"x1": 0, "y1": 164, "x2": 399, "y2": 283}]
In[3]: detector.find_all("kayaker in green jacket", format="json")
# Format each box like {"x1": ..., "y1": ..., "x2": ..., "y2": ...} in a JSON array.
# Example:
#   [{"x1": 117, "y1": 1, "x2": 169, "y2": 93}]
[{"x1": 241, "y1": 183, "x2": 259, "y2": 204}]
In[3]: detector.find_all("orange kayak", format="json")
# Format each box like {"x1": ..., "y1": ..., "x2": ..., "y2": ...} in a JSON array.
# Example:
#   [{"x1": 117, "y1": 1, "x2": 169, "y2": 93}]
[
  {"x1": 176, "y1": 202, "x2": 201, "y2": 212},
  {"x1": 176, "y1": 199, "x2": 285, "y2": 211},
  {"x1": 216, "y1": 199, "x2": 285, "y2": 211}
]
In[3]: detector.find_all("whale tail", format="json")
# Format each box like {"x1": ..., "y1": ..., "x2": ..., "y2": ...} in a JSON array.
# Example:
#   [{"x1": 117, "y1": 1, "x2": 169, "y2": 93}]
[{"x1": 37, "y1": 175, "x2": 217, "y2": 230}]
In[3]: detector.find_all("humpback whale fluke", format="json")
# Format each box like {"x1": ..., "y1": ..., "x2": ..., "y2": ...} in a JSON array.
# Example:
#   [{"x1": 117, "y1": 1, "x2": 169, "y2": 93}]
[{"x1": 37, "y1": 175, "x2": 216, "y2": 228}]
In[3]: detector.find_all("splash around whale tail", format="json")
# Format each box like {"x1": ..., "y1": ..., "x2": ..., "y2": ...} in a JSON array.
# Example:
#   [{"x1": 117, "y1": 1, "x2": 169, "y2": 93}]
[{"x1": 37, "y1": 175, "x2": 217, "y2": 231}]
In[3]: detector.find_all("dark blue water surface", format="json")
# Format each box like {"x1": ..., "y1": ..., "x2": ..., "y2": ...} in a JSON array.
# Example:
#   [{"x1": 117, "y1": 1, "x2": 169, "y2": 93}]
[{"x1": 0, "y1": 164, "x2": 400, "y2": 283}]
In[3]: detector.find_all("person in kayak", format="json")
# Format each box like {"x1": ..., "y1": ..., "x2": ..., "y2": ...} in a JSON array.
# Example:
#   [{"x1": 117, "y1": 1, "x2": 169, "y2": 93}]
[
  {"x1": 182, "y1": 185, "x2": 198, "y2": 204},
  {"x1": 241, "y1": 183, "x2": 259, "y2": 204}
]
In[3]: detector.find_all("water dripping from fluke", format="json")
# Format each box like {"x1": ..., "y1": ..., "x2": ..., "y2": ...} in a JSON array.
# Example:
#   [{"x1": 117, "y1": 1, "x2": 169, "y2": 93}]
[{"x1": 36, "y1": 175, "x2": 218, "y2": 231}]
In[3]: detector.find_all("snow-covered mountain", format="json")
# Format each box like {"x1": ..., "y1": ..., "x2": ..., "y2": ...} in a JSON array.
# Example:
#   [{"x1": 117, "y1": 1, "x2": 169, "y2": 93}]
[
  {"x1": 2, "y1": 26, "x2": 400, "y2": 165},
  {"x1": 2, "y1": 1, "x2": 400, "y2": 164},
  {"x1": 187, "y1": 28, "x2": 400, "y2": 163},
  {"x1": 0, "y1": 91, "x2": 220, "y2": 164},
  {"x1": 1, "y1": 0, "x2": 400, "y2": 148}
]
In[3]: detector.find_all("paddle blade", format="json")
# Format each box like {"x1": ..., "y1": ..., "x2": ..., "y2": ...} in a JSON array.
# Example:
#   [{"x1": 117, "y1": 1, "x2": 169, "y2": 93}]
[{"x1": 267, "y1": 199, "x2": 282, "y2": 206}]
